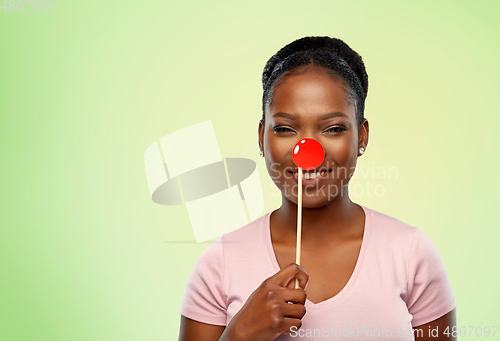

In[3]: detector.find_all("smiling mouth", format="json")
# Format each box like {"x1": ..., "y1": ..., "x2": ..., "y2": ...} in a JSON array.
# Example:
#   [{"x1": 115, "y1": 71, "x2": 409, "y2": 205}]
[{"x1": 288, "y1": 167, "x2": 333, "y2": 180}]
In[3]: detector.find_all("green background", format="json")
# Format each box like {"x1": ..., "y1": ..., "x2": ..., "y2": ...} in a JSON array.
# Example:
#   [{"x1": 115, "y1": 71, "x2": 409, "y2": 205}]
[{"x1": 1, "y1": 0, "x2": 499, "y2": 339}]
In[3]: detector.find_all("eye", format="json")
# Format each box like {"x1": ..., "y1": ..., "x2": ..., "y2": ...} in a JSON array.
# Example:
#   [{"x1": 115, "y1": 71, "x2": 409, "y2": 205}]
[
  {"x1": 326, "y1": 126, "x2": 347, "y2": 133},
  {"x1": 273, "y1": 126, "x2": 295, "y2": 134}
]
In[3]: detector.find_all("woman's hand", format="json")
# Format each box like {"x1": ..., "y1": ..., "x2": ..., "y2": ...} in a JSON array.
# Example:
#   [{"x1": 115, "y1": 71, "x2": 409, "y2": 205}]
[{"x1": 220, "y1": 263, "x2": 309, "y2": 341}]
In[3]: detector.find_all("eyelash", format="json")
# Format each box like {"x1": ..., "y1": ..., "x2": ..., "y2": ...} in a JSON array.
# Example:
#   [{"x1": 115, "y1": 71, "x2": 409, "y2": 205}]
[
  {"x1": 273, "y1": 126, "x2": 347, "y2": 134},
  {"x1": 327, "y1": 126, "x2": 347, "y2": 133},
  {"x1": 273, "y1": 127, "x2": 293, "y2": 133}
]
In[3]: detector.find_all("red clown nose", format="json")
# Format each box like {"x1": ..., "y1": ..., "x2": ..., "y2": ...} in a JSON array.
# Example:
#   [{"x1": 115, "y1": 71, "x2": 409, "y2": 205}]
[{"x1": 292, "y1": 138, "x2": 325, "y2": 170}]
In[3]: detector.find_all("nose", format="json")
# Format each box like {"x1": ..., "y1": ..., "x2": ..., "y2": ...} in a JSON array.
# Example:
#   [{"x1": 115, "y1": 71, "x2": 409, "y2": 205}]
[{"x1": 292, "y1": 138, "x2": 325, "y2": 170}]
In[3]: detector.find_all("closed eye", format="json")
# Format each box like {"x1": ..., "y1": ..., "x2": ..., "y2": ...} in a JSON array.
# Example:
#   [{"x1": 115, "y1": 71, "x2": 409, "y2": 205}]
[
  {"x1": 326, "y1": 126, "x2": 347, "y2": 133},
  {"x1": 273, "y1": 127, "x2": 294, "y2": 134},
  {"x1": 274, "y1": 126, "x2": 346, "y2": 134}
]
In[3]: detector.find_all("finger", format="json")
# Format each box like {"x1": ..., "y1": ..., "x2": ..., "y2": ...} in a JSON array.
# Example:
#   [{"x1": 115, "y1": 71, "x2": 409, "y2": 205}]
[
  {"x1": 281, "y1": 302, "x2": 307, "y2": 319},
  {"x1": 286, "y1": 277, "x2": 302, "y2": 289},
  {"x1": 271, "y1": 263, "x2": 309, "y2": 288},
  {"x1": 284, "y1": 272, "x2": 308, "y2": 290},
  {"x1": 280, "y1": 317, "x2": 303, "y2": 335},
  {"x1": 281, "y1": 287, "x2": 307, "y2": 305}
]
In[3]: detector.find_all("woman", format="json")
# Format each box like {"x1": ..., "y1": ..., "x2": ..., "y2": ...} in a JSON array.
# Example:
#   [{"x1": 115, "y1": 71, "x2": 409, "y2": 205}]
[{"x1": 178, "y1": 36, "x2": 456, "y2": 341}]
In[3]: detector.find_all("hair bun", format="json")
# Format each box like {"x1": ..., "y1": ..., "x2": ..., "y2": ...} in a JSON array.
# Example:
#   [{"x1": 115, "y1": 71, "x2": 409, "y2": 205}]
[{"x1": 262, "y1": 36, "x2": 368, "y2": 99}]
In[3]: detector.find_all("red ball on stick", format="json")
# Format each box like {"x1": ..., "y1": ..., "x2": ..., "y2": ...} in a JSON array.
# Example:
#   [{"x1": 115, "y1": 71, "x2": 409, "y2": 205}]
[{"x1": 292, "y1": 138, "x2": 325, "y2": 170}]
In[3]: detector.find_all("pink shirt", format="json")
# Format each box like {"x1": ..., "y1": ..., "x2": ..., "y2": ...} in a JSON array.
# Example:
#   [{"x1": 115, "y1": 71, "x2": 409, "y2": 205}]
[{"x1": 180, "y1": 205, "x2": 455, "y2": 340}]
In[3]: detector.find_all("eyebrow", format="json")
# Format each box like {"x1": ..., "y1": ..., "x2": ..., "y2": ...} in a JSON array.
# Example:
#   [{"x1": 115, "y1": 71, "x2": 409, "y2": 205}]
[{"x1": 272, "y1": 112, "x2": 349, "y2": 120}]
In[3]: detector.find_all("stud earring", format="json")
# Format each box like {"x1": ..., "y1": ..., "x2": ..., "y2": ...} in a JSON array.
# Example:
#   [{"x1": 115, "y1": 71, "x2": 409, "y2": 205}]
[
  {"x1": 259, "y1": 150, "x2": 264, "y2": 157},
  {"x1": 359, "y1": 147, "x2": 365, "y2": 155}
]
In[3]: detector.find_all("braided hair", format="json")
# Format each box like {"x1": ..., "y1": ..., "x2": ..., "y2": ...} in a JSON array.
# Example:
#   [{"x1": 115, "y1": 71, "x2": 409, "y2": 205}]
[{"x1": 261, "y1": 36, "x2": 368, "y2": 127}]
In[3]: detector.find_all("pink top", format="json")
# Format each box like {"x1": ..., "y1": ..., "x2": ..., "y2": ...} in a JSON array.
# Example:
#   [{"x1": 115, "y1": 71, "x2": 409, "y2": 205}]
[{"x1": 180, "y1": 205, "x2": 455, "y2": 340}]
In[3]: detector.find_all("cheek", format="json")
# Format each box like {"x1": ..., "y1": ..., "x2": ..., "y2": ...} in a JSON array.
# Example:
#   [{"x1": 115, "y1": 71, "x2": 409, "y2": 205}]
[
  {"x1": 266, "y1": 136, "x2": 293, "y2": 161},
  {"x1": 328, "y1": 139, "x2": 357, "y2": 161},
  {"x1": 266, "y1": 158, "x2": 280, "y2": 181},
  {"x1": 265, "y1": 144, "x2": 295, "y2": 182}
]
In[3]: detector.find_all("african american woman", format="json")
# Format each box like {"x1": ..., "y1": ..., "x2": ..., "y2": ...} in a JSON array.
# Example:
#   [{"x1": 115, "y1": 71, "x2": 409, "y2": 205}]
[{"x1": 178, "y1": 36, "x2": 456, "y2": 341}]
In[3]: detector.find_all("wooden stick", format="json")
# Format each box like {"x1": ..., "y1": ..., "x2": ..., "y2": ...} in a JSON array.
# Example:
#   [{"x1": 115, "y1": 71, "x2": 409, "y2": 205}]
[{"x1": 295, "y1": 168, "x2": 302, "y2": 289}]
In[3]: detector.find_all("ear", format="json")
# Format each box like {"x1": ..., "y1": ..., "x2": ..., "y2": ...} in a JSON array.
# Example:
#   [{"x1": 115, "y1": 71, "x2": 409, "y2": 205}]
[
  {"x1": 358, "y1": 118, "x2": 369, "y2": 154},
  {"x1": 258, "y1": 119, "x2": 265, "y2": 153}
]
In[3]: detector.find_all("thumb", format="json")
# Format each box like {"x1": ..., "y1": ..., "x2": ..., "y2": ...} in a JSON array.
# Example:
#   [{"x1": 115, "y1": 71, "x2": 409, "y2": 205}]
[{"x1": 277, "y1": 263, "x2": 308, "y2": 289}]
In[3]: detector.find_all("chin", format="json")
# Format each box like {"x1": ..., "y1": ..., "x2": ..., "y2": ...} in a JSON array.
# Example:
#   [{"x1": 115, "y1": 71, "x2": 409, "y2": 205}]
[{"x1": 289, "y1": 195, "x2": 332, "y2": 209}]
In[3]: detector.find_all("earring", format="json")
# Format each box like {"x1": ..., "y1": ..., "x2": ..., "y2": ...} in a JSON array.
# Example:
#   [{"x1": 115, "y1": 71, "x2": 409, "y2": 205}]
[
  {"x1": 259, "y1": 150, "x2": 264, "y2": 157},
  {"x1": 359, "y1": 147, "x2": 365, "y2": 155}
]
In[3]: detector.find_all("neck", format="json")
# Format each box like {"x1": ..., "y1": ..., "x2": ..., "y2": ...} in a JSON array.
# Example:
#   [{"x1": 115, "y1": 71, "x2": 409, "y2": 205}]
[{"x1": 273, "y1": 188, "x2": 360, "y2": 245}]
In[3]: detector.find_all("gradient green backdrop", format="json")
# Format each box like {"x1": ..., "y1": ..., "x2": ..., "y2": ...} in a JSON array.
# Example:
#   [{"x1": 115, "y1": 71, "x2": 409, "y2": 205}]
[{"x1": 1, "y1": 0, "x2": 499, "y2": 340}]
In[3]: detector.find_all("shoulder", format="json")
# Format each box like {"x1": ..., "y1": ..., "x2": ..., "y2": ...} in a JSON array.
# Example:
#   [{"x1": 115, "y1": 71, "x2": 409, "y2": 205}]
[
  {"x1": 363, "y1": 205, "x2": 419, "y2": 246},
  {"x1": 219, "y1": 211, "x2": 269, "y2": 246},
  {"x1": 199, "y1": 212, "x2": 270, "y2": 260},
  {"x1": 362, "y1": 205, "x2": 448, "y2": 269}
]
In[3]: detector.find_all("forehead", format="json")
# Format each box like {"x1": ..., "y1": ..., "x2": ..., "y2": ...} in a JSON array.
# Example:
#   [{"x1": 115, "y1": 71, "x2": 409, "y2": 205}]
[{"x1": 268, "y1": 66, "x2": 355, "y2": 121}]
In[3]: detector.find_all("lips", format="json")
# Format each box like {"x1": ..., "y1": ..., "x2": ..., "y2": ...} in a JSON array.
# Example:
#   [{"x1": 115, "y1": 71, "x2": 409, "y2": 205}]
[
  {"x1": 288, "y1": 167, "x2": 332, "y2": 175},
  {"x1": 287, "y1": 167, "x2": 333, "y2": 186}
]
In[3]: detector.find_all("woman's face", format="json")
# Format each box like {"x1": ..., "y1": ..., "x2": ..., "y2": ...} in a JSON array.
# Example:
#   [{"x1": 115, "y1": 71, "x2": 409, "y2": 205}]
[{"x1": 258, "y1": 64, "x2": 369, "y2": 208}]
